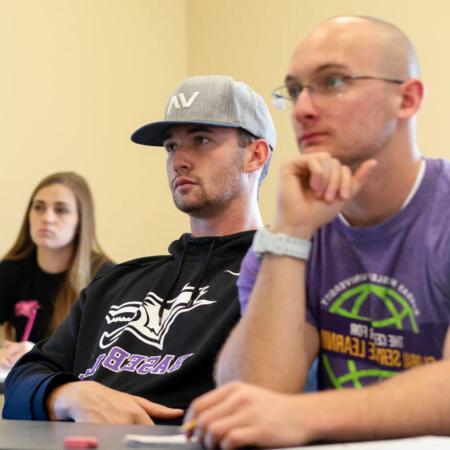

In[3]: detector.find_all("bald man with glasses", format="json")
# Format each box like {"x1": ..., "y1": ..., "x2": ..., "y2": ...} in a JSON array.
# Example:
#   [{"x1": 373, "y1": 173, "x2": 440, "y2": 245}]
[{"x1": 183, "y1": 16, "x2": 450, "y2": 449}]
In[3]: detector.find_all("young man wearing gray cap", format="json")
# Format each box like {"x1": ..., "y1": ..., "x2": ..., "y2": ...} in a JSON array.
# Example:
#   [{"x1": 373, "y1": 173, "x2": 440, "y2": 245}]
[{"x1": 3, "y1": 75, "x2": 275, "y2": 424}]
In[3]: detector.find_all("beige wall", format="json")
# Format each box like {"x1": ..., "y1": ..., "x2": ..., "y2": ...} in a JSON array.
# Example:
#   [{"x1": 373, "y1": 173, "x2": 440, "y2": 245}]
[
  {"x1": 0, "y1": 0, "x2": 188, "y2": 261},
  {"x1": 1, "y1": 0, "x2": 449, "y2": 262},
  {"x1": 187, "y1": 0, "x2": 450, "y2": 226}
]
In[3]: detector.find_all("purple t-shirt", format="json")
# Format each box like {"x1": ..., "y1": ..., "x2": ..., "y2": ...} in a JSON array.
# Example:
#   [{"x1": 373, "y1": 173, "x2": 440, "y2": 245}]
[{"x1": 238, "y1": 158, "x2": 450, "y2": 390}]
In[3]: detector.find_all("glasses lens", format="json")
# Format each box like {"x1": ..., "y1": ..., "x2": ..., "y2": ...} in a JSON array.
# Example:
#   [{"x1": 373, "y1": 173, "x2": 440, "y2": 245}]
[
  {"x1": 272, "y1": 92, "x2": 286, "y2": 111},
  {"x1": 286, "y1": 83, "x2": 302, "y2": 101},
  {"x1": 314, "y1": 74, "x2": 348, "y2": 95}
]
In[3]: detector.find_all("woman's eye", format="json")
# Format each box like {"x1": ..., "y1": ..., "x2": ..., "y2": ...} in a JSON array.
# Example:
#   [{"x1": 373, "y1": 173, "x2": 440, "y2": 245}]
[
  {"x1": 55, "y1": 207, "x2": 69, "y2": 215},
  {"x1": 32, "y1": 204, "x2": 45, "y2": 212}
]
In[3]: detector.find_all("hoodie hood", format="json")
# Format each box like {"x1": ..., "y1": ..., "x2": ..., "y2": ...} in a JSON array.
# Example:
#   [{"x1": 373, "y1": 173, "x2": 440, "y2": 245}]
[
  {"x1": 159, "y1": 231, "x2": 255, "y2": 319},
  {"x1": 168, "y1": 231, "x2": 255, "y2": 260}
]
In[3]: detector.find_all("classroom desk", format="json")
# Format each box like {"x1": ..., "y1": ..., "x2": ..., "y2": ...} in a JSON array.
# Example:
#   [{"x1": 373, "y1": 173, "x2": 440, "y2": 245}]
[
  {"x1": 0, "y1": 420, "x2": 200, "y2": 450},
  {"x1": 0, "y1": 420, "x2": 449, "y2": 450}
]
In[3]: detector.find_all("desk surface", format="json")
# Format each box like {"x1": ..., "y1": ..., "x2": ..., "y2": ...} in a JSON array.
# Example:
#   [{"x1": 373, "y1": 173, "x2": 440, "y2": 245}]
[
  {"x1": 0, "y1": 420, "x2": 200, "y2": 450},
  {"x1": 0, "y1": 420, "x2": 450, "y2": 450}
]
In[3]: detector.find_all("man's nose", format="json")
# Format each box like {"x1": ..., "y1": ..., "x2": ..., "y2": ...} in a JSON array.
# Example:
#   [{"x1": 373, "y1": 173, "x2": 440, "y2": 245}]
[{"x1": 171, "y1": 145, "x2": 194, "y2": 173}]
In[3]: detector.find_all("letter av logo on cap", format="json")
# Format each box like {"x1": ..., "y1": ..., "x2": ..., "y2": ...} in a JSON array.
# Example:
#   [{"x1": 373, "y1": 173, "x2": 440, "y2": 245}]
[{"x1": 167, "y1": 91, "x2": 200, "y2": 114}]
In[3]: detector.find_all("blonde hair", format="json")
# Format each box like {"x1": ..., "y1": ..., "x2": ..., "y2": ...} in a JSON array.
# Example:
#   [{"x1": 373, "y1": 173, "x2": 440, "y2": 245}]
[{"x1": 3, "y1": 172, "x2": 110, "y2": 336}]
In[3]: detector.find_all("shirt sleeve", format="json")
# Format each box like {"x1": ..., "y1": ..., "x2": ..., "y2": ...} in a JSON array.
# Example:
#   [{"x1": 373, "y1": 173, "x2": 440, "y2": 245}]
[
  {"x1": 236, "y1": 249, "x2": 262, "y2": 315},
  {"x1": 435, "y1": 230, "x2": 450, "y2": 323},
  {"x1": 305, "y1": 299, "x2": 318, "y2": 328},
  {"x1": 238, "y1": 246, "x2": 319, "y2": 333},
  {"x1": 305, "y1": 261, "x2": 319, "y2": 329}
]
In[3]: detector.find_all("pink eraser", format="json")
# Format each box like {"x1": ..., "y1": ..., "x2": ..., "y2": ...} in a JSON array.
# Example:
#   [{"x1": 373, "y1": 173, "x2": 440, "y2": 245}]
[{"x1": 64, "y1": 436, "x2": 98, "y2": 449}]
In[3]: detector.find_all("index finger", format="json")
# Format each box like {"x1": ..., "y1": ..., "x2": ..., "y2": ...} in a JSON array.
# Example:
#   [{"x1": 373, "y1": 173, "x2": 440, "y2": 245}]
[
  {"x1": 135, "y1": 396, "x2": 184, "y2": 420},
  {"x1": 350, "y1": 159, "x2": 378, "y2": 196},
  {"x1": 184, "y1": 383, "x2": 237, "y2": 428}
]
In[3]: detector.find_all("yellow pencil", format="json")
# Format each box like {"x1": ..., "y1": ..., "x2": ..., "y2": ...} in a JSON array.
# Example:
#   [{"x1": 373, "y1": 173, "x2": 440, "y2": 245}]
[{"x1": 179, "y1": 418, "x2": 197, "y2": 433}]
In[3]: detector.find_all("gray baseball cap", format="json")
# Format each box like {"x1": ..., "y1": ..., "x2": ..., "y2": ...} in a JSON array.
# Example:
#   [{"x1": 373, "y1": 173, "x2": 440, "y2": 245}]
[{"x1": 131, "y1": 75, "x2": 276, "y2": 150}]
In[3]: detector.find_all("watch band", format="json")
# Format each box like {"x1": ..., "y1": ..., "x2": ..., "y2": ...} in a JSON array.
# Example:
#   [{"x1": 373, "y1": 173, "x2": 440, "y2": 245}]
[{"x1": 252, "y1": 227, "x2": 311, "y2": 260}]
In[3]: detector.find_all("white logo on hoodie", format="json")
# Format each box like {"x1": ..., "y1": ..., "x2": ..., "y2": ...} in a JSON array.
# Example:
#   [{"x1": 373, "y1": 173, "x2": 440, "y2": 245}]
[{"x1": 98, "y1": 283, "x2": 215, "y2": 350}]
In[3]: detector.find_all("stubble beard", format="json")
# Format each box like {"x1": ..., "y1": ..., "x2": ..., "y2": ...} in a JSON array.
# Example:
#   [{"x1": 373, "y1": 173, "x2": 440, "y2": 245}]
[
  {"x1": 173, "y1": 184, "x2": 211, "y2": 215},
  {"x1": 173, "y1": 163, "x2": 244, "y2": 218}
]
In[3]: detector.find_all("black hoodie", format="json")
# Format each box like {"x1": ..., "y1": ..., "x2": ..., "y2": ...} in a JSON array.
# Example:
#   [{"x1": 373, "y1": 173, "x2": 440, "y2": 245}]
[{"x1": 3, "y1": 231, "x2": 254, "y2": 423}]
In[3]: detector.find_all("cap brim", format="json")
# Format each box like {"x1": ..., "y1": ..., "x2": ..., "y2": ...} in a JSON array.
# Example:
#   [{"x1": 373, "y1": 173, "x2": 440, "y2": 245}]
[{"x1": 131, "y1": 120, "x2": 241, "y2": 147}]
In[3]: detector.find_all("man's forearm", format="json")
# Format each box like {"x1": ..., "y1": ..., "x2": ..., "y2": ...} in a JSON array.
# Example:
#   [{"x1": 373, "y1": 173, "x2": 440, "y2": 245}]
[
  {"x1": 216, "y1": 254, "x2": 313, "y2": 392},
  {"x1": 301, "y1": 359, "x2": 450, "y2": 443}
]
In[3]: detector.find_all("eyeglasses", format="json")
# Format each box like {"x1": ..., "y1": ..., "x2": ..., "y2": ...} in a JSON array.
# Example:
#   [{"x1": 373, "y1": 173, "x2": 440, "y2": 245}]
[{"x1": 272, "y1": 73, "x2": 405, "y2": 110}]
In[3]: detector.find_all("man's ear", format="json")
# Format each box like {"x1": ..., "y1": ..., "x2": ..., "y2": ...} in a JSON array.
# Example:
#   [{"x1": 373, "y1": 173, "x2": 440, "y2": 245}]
[
  {"x1": 397, "y1": 78, "x2": 424, "y2": 119},
  {"x1": 244, "y1": 139, "x2": 270, "y2": 174}
]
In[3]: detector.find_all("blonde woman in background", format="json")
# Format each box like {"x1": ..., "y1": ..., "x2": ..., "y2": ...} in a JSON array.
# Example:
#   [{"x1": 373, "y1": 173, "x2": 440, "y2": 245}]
[{"x1": 0, "y1": 172, "x2": 111, "y2": 368}]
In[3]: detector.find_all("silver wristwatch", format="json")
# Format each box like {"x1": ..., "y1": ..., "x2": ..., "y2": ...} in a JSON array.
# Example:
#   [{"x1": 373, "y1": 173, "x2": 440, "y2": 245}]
[{"x1": 252, "y1": 227, "x2": 311, "y2": 260}]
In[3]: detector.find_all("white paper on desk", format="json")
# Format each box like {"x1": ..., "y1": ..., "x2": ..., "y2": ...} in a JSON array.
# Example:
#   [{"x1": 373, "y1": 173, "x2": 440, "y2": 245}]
[
  {"x1": 124, "y1": 433, "x2": 196, "y2": 446},
  {"x1": 272, "y1": 435, "x2": 450, "y2": 449}
]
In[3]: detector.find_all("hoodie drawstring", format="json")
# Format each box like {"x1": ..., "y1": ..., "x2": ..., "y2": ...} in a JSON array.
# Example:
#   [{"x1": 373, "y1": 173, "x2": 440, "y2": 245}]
[
  {"x1": 158, "y1": 238, "x2": 217, "y2": 322},
  {"x1": 158, "y1": 241, "x2": 190, "y2": 323},
  {"x1": 188, "y1": 240, "x2": 216, "y2": 308}
]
